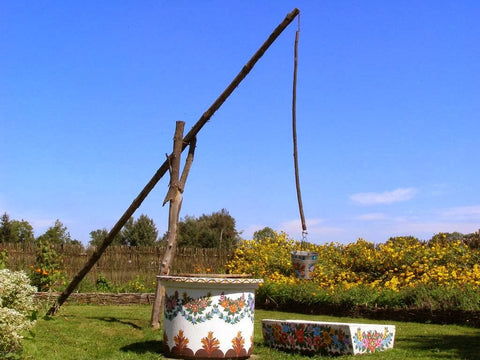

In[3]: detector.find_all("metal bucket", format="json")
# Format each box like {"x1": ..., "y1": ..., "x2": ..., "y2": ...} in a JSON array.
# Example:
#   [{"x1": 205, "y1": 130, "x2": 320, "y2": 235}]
[{"x1": 291, "y1": 251, "x2": 318, "y2": 279}]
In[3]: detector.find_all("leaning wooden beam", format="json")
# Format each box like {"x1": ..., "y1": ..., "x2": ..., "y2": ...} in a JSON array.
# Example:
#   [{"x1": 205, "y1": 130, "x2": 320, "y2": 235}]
[
  {"x1": 47, "y1": 7, "x2": 300, "y2": 315},
  {"x1": 181, "y1": 8, "x2": 300, "y2": 152}
]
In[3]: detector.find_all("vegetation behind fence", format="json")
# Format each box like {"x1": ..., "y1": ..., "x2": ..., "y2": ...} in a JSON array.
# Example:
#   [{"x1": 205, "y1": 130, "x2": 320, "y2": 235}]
[{"x1": 4, "y1": 243, "x2": 233, "y2": 288}]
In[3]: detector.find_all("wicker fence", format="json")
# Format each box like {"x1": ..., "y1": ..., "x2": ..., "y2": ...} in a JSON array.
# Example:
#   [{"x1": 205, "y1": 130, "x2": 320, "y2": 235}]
[{"x1": 3, "y1": 243, "x2": 233, "y2": 286}]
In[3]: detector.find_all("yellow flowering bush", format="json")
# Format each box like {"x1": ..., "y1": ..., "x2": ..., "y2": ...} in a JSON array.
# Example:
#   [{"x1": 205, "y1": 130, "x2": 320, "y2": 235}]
[
  {"x1": 226, "y1": 232, "x2": 480, "y2": 311},
  {"x1": 225, "y1": 231, "x2": 297, "y2": 278}
]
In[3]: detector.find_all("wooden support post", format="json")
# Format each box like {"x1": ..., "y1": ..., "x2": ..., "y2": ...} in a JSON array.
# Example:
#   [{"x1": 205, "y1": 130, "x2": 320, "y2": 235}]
[{"x1": 150, "y1": 122, "x2": 197, "y2": 329}]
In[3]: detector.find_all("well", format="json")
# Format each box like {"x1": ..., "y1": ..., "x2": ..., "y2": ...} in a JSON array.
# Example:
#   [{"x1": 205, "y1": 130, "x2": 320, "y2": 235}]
[{"x1": 158, "y1": 274, "x2": 263, "y2": 359}]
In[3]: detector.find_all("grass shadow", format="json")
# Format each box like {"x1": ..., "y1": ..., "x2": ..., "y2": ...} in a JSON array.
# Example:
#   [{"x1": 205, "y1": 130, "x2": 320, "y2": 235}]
[
  {"x1": 87, "y1": 316, "x2": 142, "y2": 330},
  {"x1": 402, "y1": 332, "x2": 480, "y2": 359},
  {"x1": 120, "y1": 340, "x2": 163, "y2": 355}
]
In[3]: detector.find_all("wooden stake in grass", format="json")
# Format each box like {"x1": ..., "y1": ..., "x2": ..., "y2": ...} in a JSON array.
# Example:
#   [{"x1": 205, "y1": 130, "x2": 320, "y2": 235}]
[{"x1": 47, "y1": 7, "x2": 300, "y2": 316}]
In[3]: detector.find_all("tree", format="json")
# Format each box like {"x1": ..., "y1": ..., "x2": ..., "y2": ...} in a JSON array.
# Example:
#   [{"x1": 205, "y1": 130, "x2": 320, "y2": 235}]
[
  {"x1": 253, "y1": 227, "x2": 276, "y2": 241},
  {"x1": 123, "y1": 214, "x2": 158, "y2": 247},
  {"x1": 204, "y1": 209, "x2": 239, "y2": 250},
  {"x1": 88, "y1": 214, "x2": 158, "y2": 247},
  {"x1": 164, "y1": 209, "x2": 240, "y2": 249},
  {"x1": 36, "y1": 220, "x2": 74, "y2": 246},
  {"x1": 464, "y1": 229, "x2": 480, "y2": 249},
  {"x1": 429, "y1": 232, "x2": 465, "y2": 245},
  {"x1": 0, "y1": 213, "x2": 35, "y2": 244},
  {"x1": 0, "y1": 213, "x2": 11, "y2": 243},
  {"x1": 430, "y1": 230, "x2": 480, "y2": 249},
  {"x1": 89, "y1": 228, "x2": 124, "y2": 247},
  {"x1": 10, "y1": 220, "x2": 35, "y2": 244}
]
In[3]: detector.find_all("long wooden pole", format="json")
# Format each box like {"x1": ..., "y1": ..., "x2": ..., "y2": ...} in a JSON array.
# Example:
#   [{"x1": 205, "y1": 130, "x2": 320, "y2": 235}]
[
  {"x1": 47, "y1": 7, "x2": 300, "y2": 315},
  {"x1": 292, "y1": 18, "x2": 307, "y2": 239}
]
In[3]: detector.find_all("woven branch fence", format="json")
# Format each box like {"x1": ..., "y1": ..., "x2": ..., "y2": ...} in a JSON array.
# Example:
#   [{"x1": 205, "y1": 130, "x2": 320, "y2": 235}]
[{"x1": 3, "y1": 243, "x2": 233, "y2": 286}]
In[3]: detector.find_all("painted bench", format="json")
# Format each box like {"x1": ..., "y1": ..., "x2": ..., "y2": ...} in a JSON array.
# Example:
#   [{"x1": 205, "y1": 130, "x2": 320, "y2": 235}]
[{"x1": 262, "y1": 319, "x2": 395, "y2": 356}]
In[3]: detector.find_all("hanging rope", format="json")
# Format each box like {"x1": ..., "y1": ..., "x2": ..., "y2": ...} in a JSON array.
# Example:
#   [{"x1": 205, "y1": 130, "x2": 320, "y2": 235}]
[{"x1": 292, "y1": 15, "x2": 307, "y2": 245}]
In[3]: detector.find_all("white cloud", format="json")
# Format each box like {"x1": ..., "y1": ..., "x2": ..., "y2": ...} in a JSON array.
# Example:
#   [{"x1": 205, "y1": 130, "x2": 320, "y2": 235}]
[
  {"x1": 281, "y1": 218, "x2": 320, "y2": 234},
  {"x1": 30, "y1": 218, "x2": 56, "y2": 228},
  {"x1": 440, "y1": 206, "x2": 480, "y2": 221},
  {"x1": 388, "y1": 220, "x2": 480, "y2": 238},
  {"x1": 241, "y1": 221, "x2": 329, "y2": 240},
  {"x1": 356, "y1": 213, "x2": 387, "y2": 221},
  {"x1": 280, "y1": 218, "x2": 345, "y2": 240},
  {"x1": 241, "y1": 204, "x2": 480, "y2": 245},
  {"x1": 285, "y1": 218, "x2": 325, "y2": 227},
  {"x1": 350, "y1": 187, "x2": 417, "y2": 205}
]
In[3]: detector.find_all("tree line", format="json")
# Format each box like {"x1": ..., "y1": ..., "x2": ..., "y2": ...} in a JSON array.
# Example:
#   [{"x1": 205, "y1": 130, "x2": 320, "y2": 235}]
[
  {"x1": 3, "y1": 210, "x2": 477, "y2": 249},
  {"x1": 0, "y1": 209, "x2": 242, "y2": 249}
]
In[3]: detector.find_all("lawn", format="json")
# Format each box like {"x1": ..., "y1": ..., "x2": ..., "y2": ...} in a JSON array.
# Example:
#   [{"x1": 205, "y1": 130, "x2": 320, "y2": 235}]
[{"x1": 22, "y1": 304, "x2": 480, "y2": 359}]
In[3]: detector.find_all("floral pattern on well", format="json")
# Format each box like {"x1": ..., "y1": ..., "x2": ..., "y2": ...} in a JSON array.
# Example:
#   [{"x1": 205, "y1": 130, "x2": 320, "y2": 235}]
[
  {"x1": 173, "y1": 329, "x2": 189, "y2": 353},
  {"x1": 353, "y1": 327, "x2": 394, "y2": 353},
  {"x1": 230, "y1": 331, "x2": 245, "y2": 356},
  {"x1": 164, "y1": 329, "x2": 251, "y2": 358},
  {"x1": 182, "y1": 293, "x2": 216, "y2": 324},
  {"x1": 199, "y1": 331, "x2": 221, "y2": 356},
  {"x1": 262, "y1": 321, "x2": 352, "y2": 355},
  {"x1": 164, "y1": 291, "x2": 255, "y2": 325},
  {"x1": 216, "y1": 292, "x2": 255, "y2": 324},
  {"x1": 164, "y1": 290, "x2": 181, "y2": 320}
]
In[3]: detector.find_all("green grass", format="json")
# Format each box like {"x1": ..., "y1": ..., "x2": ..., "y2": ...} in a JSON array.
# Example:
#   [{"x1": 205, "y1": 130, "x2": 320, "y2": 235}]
[{"x1": 21, "y1": 305, "x2": 480, "y2": 359}]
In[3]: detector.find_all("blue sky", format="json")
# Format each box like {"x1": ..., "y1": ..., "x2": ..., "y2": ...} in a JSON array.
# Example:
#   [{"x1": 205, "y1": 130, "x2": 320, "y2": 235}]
[{"x1": 1, "y1": 1, "x2": 479, "y2": 245}]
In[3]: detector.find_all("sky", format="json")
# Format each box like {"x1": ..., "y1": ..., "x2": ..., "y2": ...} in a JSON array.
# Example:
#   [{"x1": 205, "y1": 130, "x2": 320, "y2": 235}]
[{"x1": 1, "y1": 1, "x2": 479, "y2": 246}]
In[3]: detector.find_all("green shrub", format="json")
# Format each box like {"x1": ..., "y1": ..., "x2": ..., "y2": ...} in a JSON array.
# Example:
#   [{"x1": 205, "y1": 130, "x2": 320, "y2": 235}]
[
  {"x1": 0, "y1": 269, "x2": 37, "y2": 357},
  {"x1": 335, "y1": 284, "x2": 378, "y2": 307},
  {"x1": 373, "y1": 288, "x2": 406, "y2": 308},
  {"x1": 256, "y1": 279, "x2": 480, "y2": 313},
  {"x1": 29, "y1": 240, "x2": 66, "y2": 291},
  {"x1": 118, "y1": 275, "x2": 150, "y2": 293},
  {"x1": 403, "y1": 283, "x2": 480, "y2": 311},
  {"x1": 90, "y1": 274, "x2": 153, "y2": 293},
  {"x1": 95, "y1": 273, "x2": 115, "y2": 292},
  {"x1": 0, "y1": 249, "x2": 7, "y2": 269}
]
